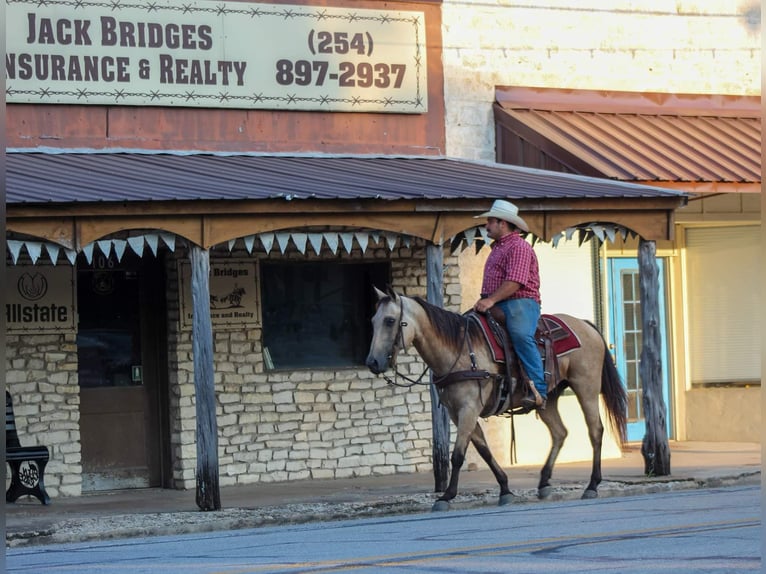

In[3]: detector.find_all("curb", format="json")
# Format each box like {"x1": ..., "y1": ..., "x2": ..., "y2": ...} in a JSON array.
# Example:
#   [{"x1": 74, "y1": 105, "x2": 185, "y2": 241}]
[{"x1": 6, "y1": 471, "x2": 760, "y2": 548}]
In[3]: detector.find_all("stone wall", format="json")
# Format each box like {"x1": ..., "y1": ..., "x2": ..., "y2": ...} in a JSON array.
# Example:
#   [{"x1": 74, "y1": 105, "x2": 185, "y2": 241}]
[
  {"x1": 165, "y1": 237, "x2": 463, "y2": 489},
  {"x1": 441, "y1": 0, "x2": 761, "y2": 160},
  {"x1": 5, "y1": 331, "x2": 82, "y2": 498}
]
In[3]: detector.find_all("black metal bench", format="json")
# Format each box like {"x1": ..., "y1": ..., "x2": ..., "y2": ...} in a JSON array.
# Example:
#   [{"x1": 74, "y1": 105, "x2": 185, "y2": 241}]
[{"x1": 6, "y1": 391, "x2": 51, "y2": 505}]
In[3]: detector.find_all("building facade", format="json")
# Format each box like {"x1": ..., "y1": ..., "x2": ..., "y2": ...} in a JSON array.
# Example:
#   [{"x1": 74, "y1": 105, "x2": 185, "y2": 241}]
[{"x1": 6, "y1": 0, "x2": 758, "y2": 499}]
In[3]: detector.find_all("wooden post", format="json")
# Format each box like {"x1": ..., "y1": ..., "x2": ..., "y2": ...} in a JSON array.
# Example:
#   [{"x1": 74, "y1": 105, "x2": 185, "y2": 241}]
[
  {"x1": 637, "y1": 239, "x2": 671, "y2": 476},
  {"x1": 426, "y1": 243, "x2": 450, "y2": 492},
  {"x1": 190, "y1": 245, "x2": 221, "y2": 510}
]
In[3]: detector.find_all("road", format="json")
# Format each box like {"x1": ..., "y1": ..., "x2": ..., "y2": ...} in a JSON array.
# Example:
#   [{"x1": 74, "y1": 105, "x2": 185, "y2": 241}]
[{"x1": 7, "y1": 485, "x2": 760, "y2": 573}]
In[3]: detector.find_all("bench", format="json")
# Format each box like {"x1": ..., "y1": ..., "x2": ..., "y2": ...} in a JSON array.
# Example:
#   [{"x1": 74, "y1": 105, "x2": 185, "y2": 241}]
[{"x1": 6, "y1": 391, "x2": 51, "y2": 505}]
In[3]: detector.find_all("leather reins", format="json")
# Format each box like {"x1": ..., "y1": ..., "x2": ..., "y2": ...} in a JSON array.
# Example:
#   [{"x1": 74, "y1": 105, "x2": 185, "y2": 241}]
[{"x1": 380, "y1": 298, "x2": 492, "y2": 390}]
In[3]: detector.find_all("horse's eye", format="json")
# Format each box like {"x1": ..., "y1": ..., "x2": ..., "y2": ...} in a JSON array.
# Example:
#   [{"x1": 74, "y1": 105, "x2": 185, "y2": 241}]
[{"x1": 384, "y1": 317, "x2": 396, "y2": 327}]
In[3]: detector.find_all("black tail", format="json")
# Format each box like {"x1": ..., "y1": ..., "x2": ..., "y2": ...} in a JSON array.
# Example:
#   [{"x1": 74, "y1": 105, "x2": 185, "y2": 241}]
[
  {"x1": 600, "y1": 343, "x2": 628, "y2": 446},
  {"x1": 584, "y1": 320, "x2": 628, "y2": 446}
]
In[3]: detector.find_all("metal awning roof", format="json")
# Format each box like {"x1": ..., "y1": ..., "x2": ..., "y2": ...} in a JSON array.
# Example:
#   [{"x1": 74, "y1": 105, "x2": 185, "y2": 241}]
[
  {"x1": 7, "y1": 149, "x2": 686, "y2": 203},
  {"x1": 494, "y1": 87, "x2": 761, "y2": 194},
  {"x1": 7, "y1": 149, "x2": 687, "y2": 249}
]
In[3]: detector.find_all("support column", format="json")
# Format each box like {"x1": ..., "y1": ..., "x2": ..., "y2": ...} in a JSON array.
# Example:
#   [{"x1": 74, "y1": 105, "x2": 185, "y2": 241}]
[
  {"x1": 190, "y1": 245, "x2": 221, "y2": 510},
  {"x1": 426, "y1": 242, "x2": 450, "y2": 492},
  {"x1": 638, "y1": 238, "x2": 671, "y2": 476}
]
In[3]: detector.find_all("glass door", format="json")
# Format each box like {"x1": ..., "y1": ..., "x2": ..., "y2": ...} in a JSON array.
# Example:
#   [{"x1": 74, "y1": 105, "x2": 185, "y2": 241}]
[{"x1": 608, "y1": 258, "x2": 672, "y2": 441}]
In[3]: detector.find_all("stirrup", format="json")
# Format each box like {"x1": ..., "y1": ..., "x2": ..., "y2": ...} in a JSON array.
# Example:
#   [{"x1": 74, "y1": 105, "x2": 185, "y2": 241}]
[{"x1": 521, "y1": 382, "x2": 545, "y2": 410}]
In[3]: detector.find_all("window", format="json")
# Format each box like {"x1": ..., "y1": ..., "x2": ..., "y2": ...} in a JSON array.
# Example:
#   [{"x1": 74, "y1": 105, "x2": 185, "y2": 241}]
[
  {"x1": 260, "y1": 261, "x2": 390, "y2": 369},
  {"x1": 686, "y1": 225, "x2": 761, "y2": 385}
]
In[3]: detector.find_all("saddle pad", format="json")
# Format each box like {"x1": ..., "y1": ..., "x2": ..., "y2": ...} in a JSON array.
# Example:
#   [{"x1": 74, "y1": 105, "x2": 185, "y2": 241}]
[
  {"x1": 538, "y1": 314, "x2": 582, "y2": 356},
  {"x1": 471, "y1": 312, "x2": 582, "y2": 363},
  {"x1": 471, "y1": 313, "x2": 505, "y2": 363}
]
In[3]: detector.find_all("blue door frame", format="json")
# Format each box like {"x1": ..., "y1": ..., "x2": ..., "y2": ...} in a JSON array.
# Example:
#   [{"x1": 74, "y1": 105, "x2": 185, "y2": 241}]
[{"x1": 608, "y1": 258, "x2": 672, "y2": 442}]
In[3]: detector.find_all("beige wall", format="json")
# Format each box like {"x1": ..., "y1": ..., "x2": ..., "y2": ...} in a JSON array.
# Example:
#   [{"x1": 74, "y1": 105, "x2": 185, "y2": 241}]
[
  {"x1": 684, "y1": 387, "x2": 761, "y2": 442},
  {"x1": 465, "y1": 395, "x2": 623, "y2": 469},
  {"x1": 444, "y1": 0, "x2": 761, "y2": 451}
]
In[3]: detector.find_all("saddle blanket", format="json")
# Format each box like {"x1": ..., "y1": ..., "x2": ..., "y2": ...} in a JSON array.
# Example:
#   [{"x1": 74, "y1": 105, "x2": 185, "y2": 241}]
[{"x1": 474, "y1": 313, "x2": 581, "y2": 364}]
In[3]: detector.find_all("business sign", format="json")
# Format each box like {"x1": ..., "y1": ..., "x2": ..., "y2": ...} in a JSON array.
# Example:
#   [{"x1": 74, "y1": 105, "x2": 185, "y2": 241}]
[
  {"x1": 6, "y1": 267, "x2": 77, "y2": 333},
  {"x1": 179, "y1": 259, "x2": 260, "y2": 329},
  {"x1": 6, "y1": 0, "x2": 428, "y2": 113}
]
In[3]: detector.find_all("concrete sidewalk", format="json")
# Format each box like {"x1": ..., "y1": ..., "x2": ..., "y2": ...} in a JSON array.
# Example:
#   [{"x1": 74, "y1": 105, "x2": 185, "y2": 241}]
[{"x1": 6, "y1": 441, "x2": 761, "y2": 548}]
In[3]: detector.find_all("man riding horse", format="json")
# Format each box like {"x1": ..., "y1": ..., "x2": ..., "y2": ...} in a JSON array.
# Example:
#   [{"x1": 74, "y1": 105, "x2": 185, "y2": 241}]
[{"x1": 472, "y1": 199, "x2": 547, "y2": 411}]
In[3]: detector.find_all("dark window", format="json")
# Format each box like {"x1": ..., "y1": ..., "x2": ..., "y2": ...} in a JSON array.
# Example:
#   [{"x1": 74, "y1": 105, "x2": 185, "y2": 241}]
[
  {"x1": 261, "y1": 261, "x2": 389, "y2": 369},
  {"x1": 76, "y1": 254, "x2": 142, "y2": 388}
]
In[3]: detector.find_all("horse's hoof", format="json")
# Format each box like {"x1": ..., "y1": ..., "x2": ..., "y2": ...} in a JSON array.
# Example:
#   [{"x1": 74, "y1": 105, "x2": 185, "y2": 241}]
[
  {"x1": 498, "y1": 493, "x2": 516, "y2": 506},
  {"x1": 538, "y1": 486, "x2": 552, "y2": 500},
  {"x1": 581, "y1": 489, "x2": 598, "y2": 500},
  {"x1": 432, "y1": 500, "x2": 451, "y2": 512}
]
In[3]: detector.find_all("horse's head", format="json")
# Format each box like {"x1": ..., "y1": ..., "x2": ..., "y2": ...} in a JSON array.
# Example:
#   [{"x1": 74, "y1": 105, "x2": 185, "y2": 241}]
[{"x1": 365, "y1": 286, "x2": 413, "y2": 374}]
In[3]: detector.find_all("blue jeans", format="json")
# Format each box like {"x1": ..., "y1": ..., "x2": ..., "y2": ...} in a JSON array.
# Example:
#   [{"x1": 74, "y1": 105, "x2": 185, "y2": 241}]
[{"x1": 496, "y1": 298, "x2": 546, "y2": 397}]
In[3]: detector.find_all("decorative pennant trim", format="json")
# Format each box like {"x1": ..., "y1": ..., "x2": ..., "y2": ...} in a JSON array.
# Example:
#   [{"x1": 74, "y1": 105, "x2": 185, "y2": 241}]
[
  {"x1": 82, "y1": 243, "x2": 95, "y2": 264},
  {"x1": 292, "y1": 233, "x2": 308, "y2": 255},
  {"x1": 308, "y1": 233, "x2": 324, "y2": 255},
  {"x1": 7, "y1": 240, "x2": 23, "y2": 264},
  {"x1": 354, "y1": 232, "x2": 369, "y2": 254},
  {"x1": 259, "y1": 233, "x2": 275, "y2": 254},
  {"x1": 339, "y1": 232, "x2": 354, "y2": 253},
  {"x1": 275, "y1": 232, "x2": 290, "y2": 254}
]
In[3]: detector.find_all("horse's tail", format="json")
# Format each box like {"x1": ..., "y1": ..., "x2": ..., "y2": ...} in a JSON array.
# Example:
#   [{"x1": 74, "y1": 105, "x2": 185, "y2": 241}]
[
  {"x1": 600, "y1": 343, "x2": 628, "y2": 446},
  {"x1": 586, "y1": 320, "x2": 628, "y2": 446}
]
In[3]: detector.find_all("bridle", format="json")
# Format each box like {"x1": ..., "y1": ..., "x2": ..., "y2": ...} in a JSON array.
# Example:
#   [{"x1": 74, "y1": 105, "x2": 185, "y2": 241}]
[
  {"x1": 379, "y1": 297, "x2": 480, "y2": 388},
  {"x1": 379, "y1": 296, "x2": 429, "y2": 387}
]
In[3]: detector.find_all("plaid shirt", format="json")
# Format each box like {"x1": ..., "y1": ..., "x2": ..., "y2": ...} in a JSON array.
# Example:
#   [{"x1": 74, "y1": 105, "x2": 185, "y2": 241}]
[{"x1": 481, "y1": 231, "x2": 541, "y2": 304}]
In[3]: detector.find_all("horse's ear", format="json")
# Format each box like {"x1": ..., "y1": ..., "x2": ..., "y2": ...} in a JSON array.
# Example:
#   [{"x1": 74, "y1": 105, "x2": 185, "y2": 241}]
[
  {"x1": 385, "y1": 284, "x2": 398, "y2": 300},
  {"x1": 373, "y1": 286, "x2": 387, "y2": 301}
]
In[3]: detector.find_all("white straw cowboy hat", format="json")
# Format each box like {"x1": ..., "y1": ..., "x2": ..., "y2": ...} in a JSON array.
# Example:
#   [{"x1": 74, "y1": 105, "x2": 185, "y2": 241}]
[{"x1": 475, "y1": 199, "x2": 529, "y2": 232}]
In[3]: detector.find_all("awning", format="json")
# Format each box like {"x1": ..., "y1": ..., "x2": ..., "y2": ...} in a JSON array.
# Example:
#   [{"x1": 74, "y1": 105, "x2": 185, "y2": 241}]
[
  {"x1": 494, "y1": 87, "x2": 761, "y2": 194},
  {"x1": 7, "y1": 149, "x2": 687, "y2": 253}
]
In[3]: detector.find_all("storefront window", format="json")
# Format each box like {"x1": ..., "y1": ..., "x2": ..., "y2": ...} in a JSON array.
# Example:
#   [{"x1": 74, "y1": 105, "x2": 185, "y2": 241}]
[{"x1": 260, "y1": 261, "x2": 389, "y2": 369}]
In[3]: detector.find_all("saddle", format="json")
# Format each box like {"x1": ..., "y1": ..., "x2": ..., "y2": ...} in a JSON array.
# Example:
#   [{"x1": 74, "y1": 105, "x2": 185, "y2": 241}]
[{"x1": 469, "y1": 308, "x2": 581, "y2": 415}]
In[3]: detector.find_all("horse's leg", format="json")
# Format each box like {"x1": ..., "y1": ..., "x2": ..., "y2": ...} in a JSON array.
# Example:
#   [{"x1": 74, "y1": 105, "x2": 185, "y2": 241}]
[
  {"x1": 574, "y1": 392, "x2": 605, "y2": 499},
  {"x1": 468, "y1": 422, "x2": 515, "y2": 506},
  {"x1": 433, "y1": 412, "x2": 477, "y2": 511},
  {"x1": 536, "y1": 393, "x2": 568, "y2": 500}
]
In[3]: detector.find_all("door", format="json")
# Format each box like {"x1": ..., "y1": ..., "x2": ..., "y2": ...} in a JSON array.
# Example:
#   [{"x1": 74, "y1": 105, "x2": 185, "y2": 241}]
[
  {"x1": 77, "y1": 251, "x2": 167, "y2": 491},
  {"x1": 608, "y1": 258, "x2": 672, "y2": 442}
]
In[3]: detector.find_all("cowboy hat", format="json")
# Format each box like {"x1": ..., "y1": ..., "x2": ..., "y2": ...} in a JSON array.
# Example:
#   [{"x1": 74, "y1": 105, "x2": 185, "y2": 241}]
[{"x1": 475, "y1": 199, "x2": 529, "y2": 232}]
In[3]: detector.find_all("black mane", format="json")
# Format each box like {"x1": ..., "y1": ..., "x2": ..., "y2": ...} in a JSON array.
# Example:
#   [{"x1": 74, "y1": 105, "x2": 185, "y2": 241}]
[{"x1": 411, "y1": 296, "x2": 482, "y2": 349}]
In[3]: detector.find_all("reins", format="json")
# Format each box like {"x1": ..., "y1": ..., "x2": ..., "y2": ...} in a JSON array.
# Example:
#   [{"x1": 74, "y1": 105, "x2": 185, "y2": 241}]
[{"x1": 381, "y1": 299, "x2": 482, "y2": 389}]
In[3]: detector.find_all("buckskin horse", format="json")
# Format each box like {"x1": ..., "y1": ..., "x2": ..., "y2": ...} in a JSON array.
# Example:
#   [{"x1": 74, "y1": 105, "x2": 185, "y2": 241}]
[{"x1": 365, "y1": 287, "x2": 627, "y2": 511}]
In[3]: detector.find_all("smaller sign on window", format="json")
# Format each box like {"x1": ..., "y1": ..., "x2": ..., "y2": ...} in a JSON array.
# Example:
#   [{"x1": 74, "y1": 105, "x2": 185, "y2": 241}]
[
  {"x1": 179, "y1": 259, "x2": 260, "y2": 329},
  {"x1": 7, "y1": 266, "x2": 77, "y2": 333}
]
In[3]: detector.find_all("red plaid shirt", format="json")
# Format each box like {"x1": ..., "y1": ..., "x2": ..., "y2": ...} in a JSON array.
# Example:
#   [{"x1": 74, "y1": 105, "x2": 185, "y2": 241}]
[{"x1": 481, "y1": 232, "x2": 541, "y2": 304}]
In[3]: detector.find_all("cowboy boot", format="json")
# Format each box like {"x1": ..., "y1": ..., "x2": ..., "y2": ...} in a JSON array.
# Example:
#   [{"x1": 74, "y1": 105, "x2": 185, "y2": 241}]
[{"x1": 521, "y1": 381, "x2": 546, "y2": 411}]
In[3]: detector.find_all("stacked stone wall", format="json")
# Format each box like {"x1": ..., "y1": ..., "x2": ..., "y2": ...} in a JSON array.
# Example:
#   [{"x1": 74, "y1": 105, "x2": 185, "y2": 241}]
[
  {"x1": 166, "y1": 237, "x2": 462, "y2": 488},
  {"x1": 5, "y1": 332, "x2": 82, "y2": 498}
]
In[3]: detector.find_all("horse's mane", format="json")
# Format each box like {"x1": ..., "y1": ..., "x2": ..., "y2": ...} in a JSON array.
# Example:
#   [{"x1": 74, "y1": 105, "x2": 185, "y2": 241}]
[{"x1": 411, "y1": 296, "x2": 482, "y2": 349}]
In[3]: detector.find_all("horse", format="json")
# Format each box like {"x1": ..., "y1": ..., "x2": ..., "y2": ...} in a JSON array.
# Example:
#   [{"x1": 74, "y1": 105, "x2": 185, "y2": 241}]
[{"x1": 365, "y1": 287, "x2": 628, "y2": 511}]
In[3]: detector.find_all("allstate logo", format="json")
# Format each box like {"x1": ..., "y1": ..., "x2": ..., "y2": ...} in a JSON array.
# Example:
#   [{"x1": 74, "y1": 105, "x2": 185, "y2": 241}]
[{"x1": 17, "y1": 272, "x2": 48, "y2": 301}]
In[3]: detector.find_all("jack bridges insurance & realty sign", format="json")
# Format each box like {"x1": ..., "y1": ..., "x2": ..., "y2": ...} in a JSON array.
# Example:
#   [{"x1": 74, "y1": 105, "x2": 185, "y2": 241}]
[{"x1": 5, "y1": 0, "x2": 428, "y2": 113}]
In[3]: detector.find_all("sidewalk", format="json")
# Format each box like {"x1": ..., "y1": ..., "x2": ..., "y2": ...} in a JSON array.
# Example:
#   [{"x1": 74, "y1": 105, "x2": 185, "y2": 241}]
[{"x1": 6, "y1": 441, "x2": 761, "y2": 548}]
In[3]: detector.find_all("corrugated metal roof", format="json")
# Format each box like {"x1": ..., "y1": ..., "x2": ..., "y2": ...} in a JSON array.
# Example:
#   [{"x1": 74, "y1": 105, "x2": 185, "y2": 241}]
[
  {"x1": 6, "y1": 149, "x2": 686, "y2": 205},
  {"x1": 495, "y1": 87, "x2": 761, "y2": 186}
]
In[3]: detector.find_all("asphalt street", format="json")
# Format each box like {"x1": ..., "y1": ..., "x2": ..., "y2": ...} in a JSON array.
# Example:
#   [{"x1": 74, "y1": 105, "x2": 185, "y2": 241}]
[{"x1": 6, "y1": 485, "x2": 761, "y2": 574}]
